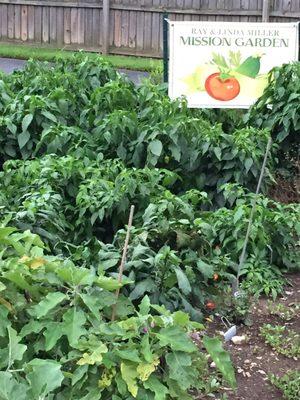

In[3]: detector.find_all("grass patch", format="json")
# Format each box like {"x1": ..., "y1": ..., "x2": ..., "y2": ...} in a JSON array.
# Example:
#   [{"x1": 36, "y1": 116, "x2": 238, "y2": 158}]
[{"x1": 0, "y1": 43, "x2": 162, "y2": 72}]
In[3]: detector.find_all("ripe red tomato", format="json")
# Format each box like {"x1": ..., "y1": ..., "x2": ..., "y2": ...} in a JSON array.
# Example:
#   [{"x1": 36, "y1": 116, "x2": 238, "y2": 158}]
[
  {"x1": 205, "y1": 73, "x2": 240, "y2": 101},
  {"x1": 206, "y1": 301, "x2": 216, "y2": 311},
  {"x1": 213, "y1": 273, "x2": 219, "y2": 281}
]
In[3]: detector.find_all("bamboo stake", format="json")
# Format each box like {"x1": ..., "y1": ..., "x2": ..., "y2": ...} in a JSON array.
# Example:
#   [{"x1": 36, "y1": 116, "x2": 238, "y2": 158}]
[{"x1": 111, "y1": 205, "x2": 135, "y2": 321}]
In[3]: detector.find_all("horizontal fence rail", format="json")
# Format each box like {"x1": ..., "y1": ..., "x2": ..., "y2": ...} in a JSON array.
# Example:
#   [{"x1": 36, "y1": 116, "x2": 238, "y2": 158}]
[{"x1": 0, "y1": 0, "x2": 299, "y2": 57}]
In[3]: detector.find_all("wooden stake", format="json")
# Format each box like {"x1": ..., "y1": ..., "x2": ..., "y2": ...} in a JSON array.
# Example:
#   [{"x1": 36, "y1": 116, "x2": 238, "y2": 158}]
[{"x1": 111, "y1": 205, "x2": 135, "y2": 321}]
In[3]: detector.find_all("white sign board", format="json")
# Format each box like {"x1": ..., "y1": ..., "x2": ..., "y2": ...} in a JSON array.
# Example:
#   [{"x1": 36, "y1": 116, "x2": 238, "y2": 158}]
[{"x1": 169, "y1": 21, "x2": 299, "y2": 108}]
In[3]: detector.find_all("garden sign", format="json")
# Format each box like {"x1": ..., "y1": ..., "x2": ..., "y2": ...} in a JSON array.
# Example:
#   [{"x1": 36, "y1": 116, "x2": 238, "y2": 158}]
[{"x1": 168, "y1": 21, "x2": 299, "y2": 108}]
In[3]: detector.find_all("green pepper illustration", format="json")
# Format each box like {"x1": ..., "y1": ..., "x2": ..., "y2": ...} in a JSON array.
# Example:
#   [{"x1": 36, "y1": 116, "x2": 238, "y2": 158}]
[{"x1": 235, "y1": 56, "x2": 261, "y2": 78}]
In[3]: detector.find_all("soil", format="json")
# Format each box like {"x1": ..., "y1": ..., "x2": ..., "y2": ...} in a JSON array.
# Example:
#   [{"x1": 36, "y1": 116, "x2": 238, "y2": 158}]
[{"x1": 201, "y1": 273, "x2": 300, "y2": 400}]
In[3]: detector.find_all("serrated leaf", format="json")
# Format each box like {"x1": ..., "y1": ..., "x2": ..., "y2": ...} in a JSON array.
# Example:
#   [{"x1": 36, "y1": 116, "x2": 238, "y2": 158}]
[
  {"x1": 43, "y1": 322, "x2": 63, "y2": 351},
  {"x1": 165, "y1": 352, "x2": 197, "y2": 390},
  {"x1": 62, "y1": 308, "x2": 86, "y2": 346},
  {"x1": 120, "y1": 362, "x2": 138, "y2": 398},
  {"x1": 203, "y1": 336, "x2": 236, "y2": 388},
  {"x1": 26, "y1": 359, "x2": 64, "y2": 398},
  {"x1": 143, "y1": 374, "x2": 169, "y2": 400},
  {"x1": 6, "y1": 327, "x2": 27, "y2": 369},
  {"x1": 29, "y1": 292, "x2": 67, "y2": 319},
  {"x1": 0, "y1": 372, "x2": 28, "y2": 400},
  {"x1": 137, "y1": 357, "x2": 159, "y2": 381},
  {"x1": 157, "y1": 326, "x2": 197, "y2": 352},
  {"x1": 77, "y1": 343, "x2": 108, "y2": 365},
  {"x1": 115, "y1": 349, "x2": 142, "y2": 363}
]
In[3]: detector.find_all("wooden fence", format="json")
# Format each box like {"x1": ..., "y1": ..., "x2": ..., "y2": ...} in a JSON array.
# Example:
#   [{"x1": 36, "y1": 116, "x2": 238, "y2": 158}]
[{"x1": 0, "y1": 0, "x2": 299, "y2": 57}]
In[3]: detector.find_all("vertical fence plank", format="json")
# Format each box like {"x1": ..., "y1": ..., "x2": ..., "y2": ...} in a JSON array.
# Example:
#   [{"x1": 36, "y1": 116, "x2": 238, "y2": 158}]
[
  {"x1": 8, "y1": 5, "x2": 14, "y2": 39},
  {"x1": 42, "y1": 6, "x2": 49, "y2": 43},
  {"x1": 1, "y1": 5, "x2": 8, "y2": 39},
  {"x1": 50, "y1": 7, "x2": 57, "y2": 44},
  {"x1": 136, "y1": 1, "x2": 145, "y2": 51},
  {"x1": 71, "y1": 7, "x2": 78, "y2": 44},
  {"x1": 56, "y1": 7, "x2": 64, "y2": 46},
  {"x1": 34, "y1": 6, "x2": 42, "y2": 42},
  {"x1": 78, "y1": 8, "x2": 85, "y2": 45},
  {"x1": 143, "y1": 0, "x2": 152, "y2": 52},
  {"x1": 21, "y1": 5, "x2": 28, "y2": 41},
  {"x1": 28, "y1": 5, "x2": 34, "y2": 41},
  {"x1": 64, "y1": 7, "x2": 71, "y2": 44},
  {"x1": 85, "y1": 8, "x2": 93, "y2": 47},
  {"x1": 121, "y1": 10, "x2": 129, "y2": 48},
  {"x1": 128, "y1": 2, "x2": 137, "y2": 49},
  {"x1": 92, "y1": 7, "x2": 100, "y2": 47},
  {"x1": 102, "y1": 0, "x2": 110, "y2": 53},
  {"x1": 14, "y1": 5, "x2": 21, "y2": 40},
  {"x1": 152, "y1": 0, "x2": 160, "y2": 53}
]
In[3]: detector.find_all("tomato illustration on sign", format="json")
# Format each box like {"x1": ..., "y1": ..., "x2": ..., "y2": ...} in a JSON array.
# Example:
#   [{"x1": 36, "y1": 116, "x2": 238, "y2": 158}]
[{"x1": 205, "y1": 73, "x2": 240, "y2": 101}]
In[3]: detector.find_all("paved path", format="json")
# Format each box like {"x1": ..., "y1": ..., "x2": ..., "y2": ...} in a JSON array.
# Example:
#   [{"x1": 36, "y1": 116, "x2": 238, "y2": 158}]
[{"x1": 0, "y1": 57, "x2": 149, "y2": 85}]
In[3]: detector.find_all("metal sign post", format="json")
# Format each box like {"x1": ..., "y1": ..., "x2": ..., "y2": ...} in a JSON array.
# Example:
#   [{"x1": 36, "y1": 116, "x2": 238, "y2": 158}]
[{"x1": 163, "y1": 12, "x2": 169, "y2": 83}]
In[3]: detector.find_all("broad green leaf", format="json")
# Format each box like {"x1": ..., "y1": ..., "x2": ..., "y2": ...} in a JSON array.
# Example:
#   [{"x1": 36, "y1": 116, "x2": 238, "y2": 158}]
[
  {"x1": 29, "y1": 292, "x2": 67, "y2": 319},
  {"x1": 0, "y1": 306, "x2": 10, "y2": 337},
  {"x1": 139, "y1": 295, "x2": 150, "y2": 315},
  {"x1": 203, "y1": 336, "x2": 236, "y2": 388},
  {"x1": 143, "y1": 375, "x2": 169, "y2": 400},
  {"x1": 173, "y1": 310, "x2": 190, "y2": 326},
  {"x1": 244, "y1": 157, "x2": 253, "y2": 172},
  {"x1": 0, "y1": 281, "x2": 6, "y2": 292},
  {"x1": 148, "y1": 140, "x2": 163, "y2": 157},
  {"x1": 115, "y1": 349, "x2": 142, "y2": 363},
  {"x1": 26, "y1": 359, "x2": 64, "y2": 398},
  {"x1": 62, "y1": 308, "x2": 86, "y2": 346},
  {"x1": 77, "y1": 343, "x2": 108, "y2": 365},
  {"x1": 137, "y1": 357, "x2": 159, "y2": 381},
  {"x1": 129, "y1": 278, "x2": 156, "y2": 300},
  {"x1": 233, "y1": 207, "x2": 244, "y2": 224},
  {"x1": 141, "y1": 334, "x2": 153, "y2": 363},
  {"x1": 196, "y1": 259, "x2": 214, "y2": 279},
  {"x1": 20, "y1": 320, "x2": 44, "y2": 338},
  {"x1": 213, "y1": 147, "x2": 222, "y2": 161},
  {"x1": 174, "y1": 267, "x2": 192, "y2": 295},
  {"x1": 120, "y1": 362, "x2": 138, "y2": 398},
  {"x1": 18, "y1": 131, "x2": 30, "y2": 149},
  {"x1": 156, "y1": 326, "x2": 197, "y2": 352},
  {"x1": 6, "y1": 327, "x2": 27, "y2": 369},
  {"x1": 95, "y1": 276, "x2": 123, "y2": 291},
  {"x1": 165, "y1": 352, "x2": 197, "y2": 390},
  {"x1": 0, "y1": 372, "x2": 28, "y2": 400},
  {"x1": 43, "y1": 322, "x2": 64, "y2": 351},
  {"x1": 57, "y1": 265, "x2": 93, "y2": 286},
  {"x1": 21, "y1": 114, "x2": 33, "y2": 132}
]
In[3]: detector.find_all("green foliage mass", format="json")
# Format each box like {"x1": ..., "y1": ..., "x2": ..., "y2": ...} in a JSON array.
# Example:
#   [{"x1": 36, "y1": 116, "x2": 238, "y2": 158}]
[
  {"x1": 0, "y1": 226, "x2": 236, "y2": 399},
  {"x1": 0, "y1": 54, "x2": 299, "y2": 397},
  {"x1": 270, "y1": 371, "x2": 300, "y2": 400}
]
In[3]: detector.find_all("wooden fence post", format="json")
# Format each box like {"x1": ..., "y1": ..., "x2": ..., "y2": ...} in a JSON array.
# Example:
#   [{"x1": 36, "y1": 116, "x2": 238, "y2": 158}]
[
  {"x1": 102, "y1": 0, "x2": 110, "y2": 54},
  {"x1": 262, "y1": 0, "x2": 270, "y2": 22}
]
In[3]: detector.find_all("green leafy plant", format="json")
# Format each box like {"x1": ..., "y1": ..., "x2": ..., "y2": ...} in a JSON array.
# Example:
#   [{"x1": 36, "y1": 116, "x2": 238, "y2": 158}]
[
  {"x1": 260, "y1": 324, "x2": 300, "y2": 358},
  {"x1": 270, "y1": 371, "x2": 300, "y2": 400},
  {"x1": 0, "y1": 225, "x2": 236, "y2": 399},
  {"x1": 268, "y1": 301, "x2": 300, "y2": 321}
]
